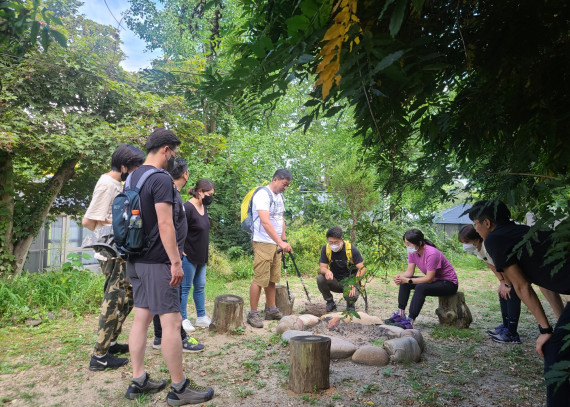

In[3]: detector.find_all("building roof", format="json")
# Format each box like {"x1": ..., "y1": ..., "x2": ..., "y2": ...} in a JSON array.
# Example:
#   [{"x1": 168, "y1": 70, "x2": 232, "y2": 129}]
[{"x1": 433, "y1": 203, "x2": 472, "y2": 225}]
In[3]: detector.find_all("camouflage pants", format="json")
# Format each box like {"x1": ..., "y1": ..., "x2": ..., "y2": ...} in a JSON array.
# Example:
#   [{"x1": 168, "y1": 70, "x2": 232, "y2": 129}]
[{"x1": 93, "y1": 257, "x2": 133, "y2": 356}]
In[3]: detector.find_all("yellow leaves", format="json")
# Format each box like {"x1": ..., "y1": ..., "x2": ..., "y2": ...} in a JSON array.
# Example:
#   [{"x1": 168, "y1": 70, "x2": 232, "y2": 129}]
[{"x1": 315, "y1": 0, "x2": 360, "y2": 99}]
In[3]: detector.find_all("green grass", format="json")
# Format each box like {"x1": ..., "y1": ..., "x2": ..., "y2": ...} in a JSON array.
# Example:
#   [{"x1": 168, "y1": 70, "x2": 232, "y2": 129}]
[{"x1": 431, "y1": 325, "x2": 485, "y2": 341}]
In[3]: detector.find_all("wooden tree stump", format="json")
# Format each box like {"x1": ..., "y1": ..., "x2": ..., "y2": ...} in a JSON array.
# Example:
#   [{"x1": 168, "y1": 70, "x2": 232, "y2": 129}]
[
  {"x1": 435, "y1": 291, "x2": 473, "y2": 328},
  {"x1": 305, "y1": 302, "x2": 327, "y2": 317},
  {"x1": 288, "y1": 335, "x2": 331, "y2": 394},
  {"x1": 209, "y1": 294, "x2": 244, "y2": 334},
  {"x1": 264, "y1": 284, "x2": 295, "y2": 316}
]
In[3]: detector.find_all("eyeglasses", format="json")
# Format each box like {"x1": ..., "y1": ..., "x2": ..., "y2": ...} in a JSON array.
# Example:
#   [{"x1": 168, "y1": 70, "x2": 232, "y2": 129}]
[{"x1": 473, "y1": 220, "x2": 480, "y2": 228}]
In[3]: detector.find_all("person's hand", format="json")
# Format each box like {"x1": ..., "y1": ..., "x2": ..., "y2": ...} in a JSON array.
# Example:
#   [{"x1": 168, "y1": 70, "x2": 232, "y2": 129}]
[
  {"x1": 279, "y1": 241, "x2": 292, "y2": 253},
  {"x1": 325, "y1": 270, "x2": 334, "y2": 280},
  {"x1": 394, "y1": 274, "x2": 402, "y2": 286},
  {"x1": 536, "y1": 333, "x2": 552, "y2": 358},
  {"x1": 498, "y1": 283, "x2": 511, "y2": 300},
  {"x1": 349, "y1": 286, "x2": 356, "y2": 297},
  {"x1": 169, "y1": 262, "x2": 184, "y2": 286}
]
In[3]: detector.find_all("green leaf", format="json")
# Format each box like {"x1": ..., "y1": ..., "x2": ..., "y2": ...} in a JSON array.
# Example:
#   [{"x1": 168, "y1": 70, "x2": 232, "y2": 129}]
[
  {"x1": 297, "y1": 54, "x2": 314, "y2": 64},
  {"x1": 389, "y1": 0, "x2": 407, "y2": 38},
  {"x1": 29, "y1": 21, "x2": 40, "y2": 41},
  {"x1": 304, "y1": 99, "x2": 321, "y2": 107},
  {"x1": 411, "y1": 0, "x2": 424, "y2": 13},
  {"x1": 323, "y1": 105, "x2": 344, "y2": 118},
  {"x1": 286, "y1": 14, "x2": 310, "y2": 37},
  {"x1": 378, "y1": 0, "x2": 396, "y2": 21},
  {"x1": 40, "y1": 25, "x2": 50, "y2": 50},
  {"x1": 50, "y1": 29, "x2": 67, "y2": 49},
  {"x1": 372, "y1": 50, "x2": 404, "y2": 74}
]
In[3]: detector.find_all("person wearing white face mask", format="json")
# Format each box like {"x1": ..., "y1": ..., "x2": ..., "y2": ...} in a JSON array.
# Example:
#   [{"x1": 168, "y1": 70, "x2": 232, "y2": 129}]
[
  {"x1": 317, "y1": 227, "x2": 367, "y2": 312},
  {"x1": 458, "y1": 224, "x2": 521, "y2": 344},
  {"x1": 385, "y1": 229, "x2": 458, "y2": 329}
]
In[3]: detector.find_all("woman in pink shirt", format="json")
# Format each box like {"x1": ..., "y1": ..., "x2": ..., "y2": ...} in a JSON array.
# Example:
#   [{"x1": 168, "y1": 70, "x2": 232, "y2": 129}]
[{"x1": 385, "y1": 229, "x2": 458, "y2": 329}]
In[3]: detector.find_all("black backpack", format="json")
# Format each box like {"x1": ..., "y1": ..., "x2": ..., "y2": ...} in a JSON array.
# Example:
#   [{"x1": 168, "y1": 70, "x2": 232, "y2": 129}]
[{"x1": 111, "y1": 168, "x2": 168, "y2": 259}]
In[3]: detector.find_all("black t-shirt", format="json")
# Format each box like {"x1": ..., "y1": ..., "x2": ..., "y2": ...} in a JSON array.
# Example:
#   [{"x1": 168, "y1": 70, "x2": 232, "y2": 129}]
[
  {"x1": 484, "y1": 222, "x2": 570, "y2": 294},
  {"x1": 129, "y1": 165, "x2": 186, "y2": 264},
  {"x1": 183, "y1": 201, "x2": 210, "y2": 264},
  {"x1": 319, "y1": 242, "x2": 363, "y2": 280}
]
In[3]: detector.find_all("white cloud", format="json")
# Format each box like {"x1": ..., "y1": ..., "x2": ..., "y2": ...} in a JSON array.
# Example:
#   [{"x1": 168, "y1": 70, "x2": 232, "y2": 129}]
[{"x1": 78, "y1": 0, "x2": 162, "y2": 71}]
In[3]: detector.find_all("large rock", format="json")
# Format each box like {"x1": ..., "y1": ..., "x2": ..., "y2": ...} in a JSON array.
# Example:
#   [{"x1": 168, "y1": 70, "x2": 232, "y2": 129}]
[
  {"x1": 400, "y1": 329, "x2": 425, "y2": 352},
  {"x1": 384, "y1": 337, "x2": 421, "y2": 363},
  {"x1": 328, "y1": 336, "x2": 357, "y2": 359},
  {"x1": 352, "y1": 346, "x2": 389, "y2": 366},
  {"x1": 345, "y1": 312, "x2": 384, "y2": 325},
  {"x1": 374, "y1": 324, "x2": 405, "y2": 339},
  {"x1": 281, "y1": 330, "x2": 308, "y2": 342},
  {"x1": 276, "y1": 315, "x2": 297, "y2": 334},
  {"x1": 298, "y1": 314, "x2": 320, "y2": 328}
]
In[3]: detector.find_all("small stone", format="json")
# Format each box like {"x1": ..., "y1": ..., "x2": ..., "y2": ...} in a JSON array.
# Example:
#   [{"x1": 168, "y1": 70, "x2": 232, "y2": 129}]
[
  {"x1": 328, "y1": 317, "x2": 341, "y2": 329},
  {"x1": 352, "y1": 346, "x2": 389, "y2": 366},
  {"x1": 297, "y1": 314, "x2": 320, "y2": 327},
  {"x1": 25, "y1": 319, "x2": 42, "y2": 327},
  {"x1": 47, "y1": 313, "x2": 56, "y2": 320}
]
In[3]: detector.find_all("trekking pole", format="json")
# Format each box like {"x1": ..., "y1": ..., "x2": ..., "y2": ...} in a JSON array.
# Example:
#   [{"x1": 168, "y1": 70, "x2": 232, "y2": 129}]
[
  {"x1": 278, "y1": 249, "x2": 292, "y2": 301},
  {"x1": 288, "y1": 251, "x2": 312, "y2": 303}
]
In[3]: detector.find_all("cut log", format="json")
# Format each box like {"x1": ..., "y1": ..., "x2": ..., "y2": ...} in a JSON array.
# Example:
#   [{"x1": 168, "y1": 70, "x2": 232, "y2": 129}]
[
  {"x1": 288, "y1": 335, "x2": 331, "y2": 393},
  {"x1": 209, "y1": 294, "x2": 244, "y2": 334},
  {"x1": 264, "y1": 284, "x2": 295, "y2": 316},
  {"x1": 435, "y1": 291, "x2": 473, "y2": 328}
]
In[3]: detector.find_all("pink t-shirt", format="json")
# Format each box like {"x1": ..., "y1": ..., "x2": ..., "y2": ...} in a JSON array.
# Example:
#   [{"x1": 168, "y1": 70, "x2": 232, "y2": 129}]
[{"x1": 408, "y1": 244, "x2": 458, "y2": 285}]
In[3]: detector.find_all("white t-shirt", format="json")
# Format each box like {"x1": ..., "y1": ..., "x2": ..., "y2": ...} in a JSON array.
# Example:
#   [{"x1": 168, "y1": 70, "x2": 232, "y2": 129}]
[
  {"x1": 476, "y1": 242, "x2": 495, "y2": 267},
  {"x1": 84, "y1": 174, "x2": 122, "y2": 229},
  {"x1": 251, "y1": 187, "x2": 284, "y2": 244}
]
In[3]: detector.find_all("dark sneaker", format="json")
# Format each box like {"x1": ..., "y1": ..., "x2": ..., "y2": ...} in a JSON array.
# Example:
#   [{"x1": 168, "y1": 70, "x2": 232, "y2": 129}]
[
  {"x1": 247, "y1": 311, "x2": 264, "y2": 328},
  {"x1": 264, "y1": 308, "x2": 283, "y2": 321},
  {"x1": 346, "y1": 302, "x2": 356, "y2": 312},
  {"x1": 487, "y1": 323, "x2": 505, "y2": 336},
  {"x1": 326, "y1": 300, "x2": 337, "y2": 312},
  {"x1": 183, "y1": 337, "x2": 205, "y2": 353},
  {"x1": 491, "y1": 331, "x2": 522, "y2": 344},
  {"x1": 125, "y1": 372, "x2": 167, "y2": 400},
  {"x1": 167, "y1": 378, "x2": 214, "y2": 406},
  {"x1": 89, "y1": 353, "x2": 128, "y2": 371},
  {"x1": 384, "y1": 312, "x2": 404, "y2": 325},
  {"x1": 152, "y1": 337, "x2": 161, "y2": 350},
  {"x1": 108, "y1": 342, "x2": 129, "y2": 354},
  {"x1": 395, "y1": 317, "x2": 414, "y2": 330}
]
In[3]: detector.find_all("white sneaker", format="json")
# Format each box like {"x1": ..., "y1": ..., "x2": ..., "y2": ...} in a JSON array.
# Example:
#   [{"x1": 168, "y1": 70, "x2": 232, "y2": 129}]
[
  {"x1": 195, "y1": 316, "x2": 211, "y2": 328},
  {"x1": 182, "y1": 319, "x2": 195, "y2": 332}
]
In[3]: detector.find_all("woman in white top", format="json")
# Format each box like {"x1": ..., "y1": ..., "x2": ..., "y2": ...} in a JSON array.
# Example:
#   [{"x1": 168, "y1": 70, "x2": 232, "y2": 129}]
[{"x1": 458, "y1": 225, "x2": 522, "y2": 343}]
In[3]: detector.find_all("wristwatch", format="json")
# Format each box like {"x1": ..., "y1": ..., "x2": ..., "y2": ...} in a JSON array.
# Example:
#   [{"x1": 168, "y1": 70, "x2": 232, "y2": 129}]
[
  {"x1": 504, "y1": 283, "x2": 512, "y2": 288},
  {"x1": 408, "y1": 278, "x2": 413, "y2": 284},
  {"x1": 538, "y1": 324, "x2": 553, "y2": 334}
]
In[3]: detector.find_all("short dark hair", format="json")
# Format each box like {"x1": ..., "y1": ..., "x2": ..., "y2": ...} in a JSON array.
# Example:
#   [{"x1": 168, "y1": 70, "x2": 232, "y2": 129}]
[
  {"x1": 326, "y1": 226, "x2": 343, "y2": 240},
  {"x1": 188, "y1": 178, "x2": 215, "y2": 197},
  {"x1": 273, "y1": 168, "x2": 292, "y2": 181},
  {"x1": 458, "y1": 224, "x2": 482, "y2": 243},
  {"x1": 110, "y1": 144, "x2": 145, "y2": 172},
  {"x1": 145, "y1": 127, "x2": 181, "y2": 153},
  {"x1": 169, "y1": 157, "x2": 188, "y2": 180},
  {"x1": 468, "y1": 200, "x2": 511, "y2": 225},
  {"x1": 403, "y1": 229, "x2": 437, "y2": 248}
]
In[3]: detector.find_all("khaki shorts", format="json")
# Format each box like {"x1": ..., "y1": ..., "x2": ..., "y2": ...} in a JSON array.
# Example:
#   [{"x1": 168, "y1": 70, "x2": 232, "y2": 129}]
[{"x1": 252, "y1": 241, "x2": 281, "y2": 288}]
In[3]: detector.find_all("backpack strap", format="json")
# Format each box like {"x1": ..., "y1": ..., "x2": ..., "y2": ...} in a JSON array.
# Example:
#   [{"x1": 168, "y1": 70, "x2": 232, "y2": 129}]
[
  {"x1": 250, "y1": 186, "x2": 274, "y2": 234},
  {"x1": 326, "y1": 244, "x2": 332, "y2": 264}
]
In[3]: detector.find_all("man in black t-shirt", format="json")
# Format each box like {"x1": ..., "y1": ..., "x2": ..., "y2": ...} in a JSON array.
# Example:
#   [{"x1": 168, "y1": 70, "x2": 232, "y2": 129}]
[
  {"x1": 123, "y1": 128, "x2": 213, "y2": 405},
  {"x1": 317, "y1": 227, "x2": 366, "y2": 312},
  {"x1": 468, "y1": 200, "x2": 569, "y2": 407}
]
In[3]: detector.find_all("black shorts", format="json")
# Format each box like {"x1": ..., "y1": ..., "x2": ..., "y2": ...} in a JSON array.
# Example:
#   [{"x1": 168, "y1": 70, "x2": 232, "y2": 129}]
[{"x1": 127, "y1": 261, "x2": 180, "y2": 315}]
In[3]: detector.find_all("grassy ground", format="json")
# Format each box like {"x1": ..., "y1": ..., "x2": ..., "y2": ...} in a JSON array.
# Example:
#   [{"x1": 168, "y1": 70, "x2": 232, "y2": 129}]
[{"x1": 0, "y1": 255, "x2": 560, "y2": 406}]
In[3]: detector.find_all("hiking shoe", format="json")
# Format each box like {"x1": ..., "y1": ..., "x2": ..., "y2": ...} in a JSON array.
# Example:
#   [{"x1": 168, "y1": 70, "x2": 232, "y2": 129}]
[
  {"x1": 264, "y1": 308, "x2": 283, "y2": 320},
  {"x1": 195, "y1": 316, "x2": 212, "y2": 328},
  {"x1": 125, "y1": 372, "x2": 167, "y2": 400},
  {"x1": 182, "y1": 319, "x2": 196, "y2": 333},
  {"x1": 108, "y1": 342, "x2": 129, "y2": 354},
  {"x1": 89, "y1": 353, "x2": 128, "y2": 371},
  {"x1": 395, "y1": 317, "x2": 414, "y2": 330},
  {"x1": 346, "y1": 302, "x2": 356, "y2": 312},
  {"x1": 487, "y1": 323, "x2": 505, "y2": 336},
  {"x1": 247, "y1": 311, "x2": 264, "y2": 328},
  {"x1": 166, "y1": 378, "x2": 214, "y2": 406},
  {"x1": 491, "y1": 331, "x2": 522, "y2": 344},
  {"x1": 326, "y1": 300, "x2": 337, "y2": 312},
  {"x1": 152, "y1": 337, "x2": 161, "y2": 350},
  {"x1": 183, "y1": 338, "x2": 205, "y2": 353},
  {"x1": 384, "y1": 312, "x2": 404, "y2": 325}
]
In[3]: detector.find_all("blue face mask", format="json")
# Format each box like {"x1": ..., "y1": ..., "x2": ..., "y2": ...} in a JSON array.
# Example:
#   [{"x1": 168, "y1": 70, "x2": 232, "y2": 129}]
[{"x1": 406, "y1": 246, "x2": 417, "y2": 254}]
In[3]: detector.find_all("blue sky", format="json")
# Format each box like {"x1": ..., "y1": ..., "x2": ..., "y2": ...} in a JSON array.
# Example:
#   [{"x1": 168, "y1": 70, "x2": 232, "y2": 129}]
[{"x1": 78, "y1": 0, "x2": 162, "y2": 71}]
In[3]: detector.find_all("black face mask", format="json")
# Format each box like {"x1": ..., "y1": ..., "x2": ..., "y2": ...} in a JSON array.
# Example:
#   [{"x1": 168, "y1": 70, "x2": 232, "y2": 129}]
[
  {"x1": 121, "y1": 171, "x2": 128, "y2": 182},
  {"x1": 202, "y1": 195, "x2": 213, "y2": 206},
  {"x1": 166, "y1": 153, "x2": 176, "y2": 173}
]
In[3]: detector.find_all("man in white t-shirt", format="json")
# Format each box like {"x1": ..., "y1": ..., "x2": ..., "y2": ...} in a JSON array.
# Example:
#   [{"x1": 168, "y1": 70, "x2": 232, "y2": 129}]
[
  {"x1": 247, "y1": 169, "x2": 292, "y2": 328},
  {"x1": 83, "y1": 144, "x2": 145, "y2": 371}
]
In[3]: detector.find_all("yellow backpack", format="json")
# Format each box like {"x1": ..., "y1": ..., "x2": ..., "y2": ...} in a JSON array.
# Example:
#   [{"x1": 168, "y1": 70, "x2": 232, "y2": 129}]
[
  {"x1": 326, "y1": 241, "x2": 353, "y2": 265},
  {"x1": 240, "y1": 185, "x2": 274, "y2": 235}
]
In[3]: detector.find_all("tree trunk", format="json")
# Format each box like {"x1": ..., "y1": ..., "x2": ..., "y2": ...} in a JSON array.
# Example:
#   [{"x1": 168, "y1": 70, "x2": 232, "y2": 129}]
[
  {"x1": 210, "y1": 294, "x2": 244, "y2": 334},
  {"x1": 288, "y1": 335, "x2": 331, "y2": 394},
  {"x1": 0, "y1": 150, "x2": 15, "y2": 273},
  {"x1": 435, "y1": 291, "x2": 473, "y2": 328},
  {"x1": 12, "y1": 157, "x2": 78, "y2": 274}
]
